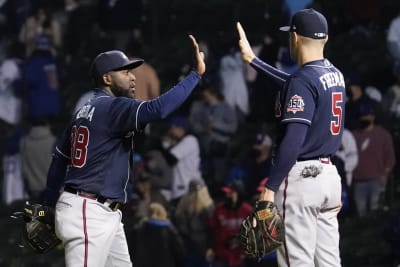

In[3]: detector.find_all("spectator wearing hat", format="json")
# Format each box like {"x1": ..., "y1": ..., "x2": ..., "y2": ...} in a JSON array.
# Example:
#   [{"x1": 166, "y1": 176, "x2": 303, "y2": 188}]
[
  {"x1": 344, "y1": 73, "x2": 381, "y2": 130},
  {"x1": 174, "y1": 179, "x2": 215, "y2": 267},
  {"x1": 160, "y1": 115, "x2": 202, "y2": 204},
  {"x1": 226, "y1": 132, "x2": 273, "y2": 198},
  {"x1": 351, "y1": 103, "x2": 396, "y2": 217},
  {"x1": 207, "y1": 180, "x2": 252, "y2": 267}
]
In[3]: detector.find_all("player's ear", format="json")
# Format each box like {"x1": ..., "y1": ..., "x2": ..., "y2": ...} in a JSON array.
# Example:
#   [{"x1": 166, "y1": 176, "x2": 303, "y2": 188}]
[{"x1": 102, "y1": 74, "x2": 112, "y2": 86}]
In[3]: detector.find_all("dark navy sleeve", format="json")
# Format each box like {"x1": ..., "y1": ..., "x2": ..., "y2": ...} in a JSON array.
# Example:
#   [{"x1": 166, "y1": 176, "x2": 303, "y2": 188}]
[
  {"x1": 44, "y1": 128, "x2": 71, "y2": 206},
  {"x1": 137, "y1": 71, "x2": 201, "y2": 127},
  {"x1": 281, "y1": 75, "x2": 315, "y2": 126},
  {"x1": 265, "y1": 123, "x2": 308, "y2": 192},
  {"x1": 250, "y1": 57, "x2": 290, "y2": 88},
  {"x1": 108, "y1": 71, "x2": 201, "y2": 133}
]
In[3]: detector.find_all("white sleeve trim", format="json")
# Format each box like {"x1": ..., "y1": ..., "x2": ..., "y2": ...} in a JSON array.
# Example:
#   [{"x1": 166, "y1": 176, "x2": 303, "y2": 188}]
[
  {"x1": 135, "y1": 101, "x2": 146, "y2": 132},
  {"x1": 281, "y1": 117, "x2": 311, "y2": 124},
  {"x1": 253, "y1": 57, "x2": 287, "y2": 83},
  {"x1": 56, "y1": 146, "x2": 70, "y2": 159}
]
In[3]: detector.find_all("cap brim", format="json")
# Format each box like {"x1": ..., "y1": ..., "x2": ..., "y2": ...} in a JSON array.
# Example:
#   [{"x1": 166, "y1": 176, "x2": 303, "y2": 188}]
[
  {"x1": 257, "y1": 185, "x2": 265, "y2": 192},
  {"x1": 221, "y1": 187, "x2": 233, "y2": 193},
  {"x1": 112, "y1": 59, "x2": 144, "y2": 71},
  {"x1": 279, "y1": 26, "x2": 291, "y2": 32},
  {"x1": 257, "y1": 178, "x2": 269, "y2": 192}
]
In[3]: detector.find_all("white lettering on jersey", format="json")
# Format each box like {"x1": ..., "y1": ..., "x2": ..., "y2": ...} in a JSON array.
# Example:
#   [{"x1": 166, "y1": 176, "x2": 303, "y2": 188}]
[
  {"x1": 319, "y1": 71, "x2": 345, "y2": 91},
  {"x1": 76, "y1": 104, "x2": 96, "y2": 121}
]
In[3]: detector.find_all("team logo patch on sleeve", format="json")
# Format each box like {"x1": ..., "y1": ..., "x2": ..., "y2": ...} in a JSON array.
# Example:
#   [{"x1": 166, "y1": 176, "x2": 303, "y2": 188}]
[{"x1": 287, "y1": 94, "x2": 305, "y2": 114}]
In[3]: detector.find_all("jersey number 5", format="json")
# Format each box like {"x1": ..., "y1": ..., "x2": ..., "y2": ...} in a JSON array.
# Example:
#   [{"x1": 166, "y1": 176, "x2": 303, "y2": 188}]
[
  {"x1": 330, "y1": 92, "x2": 343, "y2": 135},
  {"x1": 71, "y1": 126, "x2": 90, "y2": 167}
]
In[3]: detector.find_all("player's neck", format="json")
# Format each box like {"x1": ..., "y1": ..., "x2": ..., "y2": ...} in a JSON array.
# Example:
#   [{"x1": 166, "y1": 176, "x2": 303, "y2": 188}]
[
  {"x1": 297, "y1": 45, "x2": 324, "y2": 66},
  {"x1": 102, "y1": 87, "x2": 115, "y2": 97}
]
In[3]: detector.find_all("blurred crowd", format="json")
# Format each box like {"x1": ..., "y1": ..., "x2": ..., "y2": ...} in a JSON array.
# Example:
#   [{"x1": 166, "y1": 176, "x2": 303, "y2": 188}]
[{"x1": 1, "y1": 0, "x2": 400, "y2": 266}]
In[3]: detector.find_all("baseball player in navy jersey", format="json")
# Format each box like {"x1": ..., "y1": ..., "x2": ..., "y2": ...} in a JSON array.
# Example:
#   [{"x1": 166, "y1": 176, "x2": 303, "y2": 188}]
[
  {"x1": 237, "y1": 9, "x2": 345, "y2": 267},
  {"x1": 43, "y1": 35, "x2": 205, "y2": 267}
]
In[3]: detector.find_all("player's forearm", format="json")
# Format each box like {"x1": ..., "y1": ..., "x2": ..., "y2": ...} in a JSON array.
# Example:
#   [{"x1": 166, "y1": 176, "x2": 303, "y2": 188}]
[
  {"x1": 250, "y1": 57, "x2": 289, "y2": 88},
  {"x1": 265, "y1": 123, "x2": 308, "y2": 192},
  {"x1": 139, "y1": 71, "x2": 201, "y2": 122}
]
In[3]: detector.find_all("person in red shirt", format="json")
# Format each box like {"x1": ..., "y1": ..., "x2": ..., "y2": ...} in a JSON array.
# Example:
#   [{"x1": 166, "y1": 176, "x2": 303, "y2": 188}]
[{"x1": 207, "y1": 180, "x2": 252, "y2": 267}]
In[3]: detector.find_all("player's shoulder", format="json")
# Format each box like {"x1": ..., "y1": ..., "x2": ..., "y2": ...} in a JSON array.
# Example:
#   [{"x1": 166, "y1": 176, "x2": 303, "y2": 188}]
[
  {"x1": 298, "y1": 59, "x2": 343, "y2": 84},
  {"x1": 300, "y1": 59, "x2": 336, "y2": 74},
  {"x1": 287, "y1": 70, "x2": 311, "y2": 88}
]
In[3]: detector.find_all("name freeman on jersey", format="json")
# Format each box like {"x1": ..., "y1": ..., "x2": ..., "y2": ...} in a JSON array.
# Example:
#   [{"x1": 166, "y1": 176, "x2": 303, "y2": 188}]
[
  {"x1": 76, "y1": 104, "x2": 95, "y2": 121},
  {"x1": 319, "y1": 71, "x2": 345, "y2": 91}
]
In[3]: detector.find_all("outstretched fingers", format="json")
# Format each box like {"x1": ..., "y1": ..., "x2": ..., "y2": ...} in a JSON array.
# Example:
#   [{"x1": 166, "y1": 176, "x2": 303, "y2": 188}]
[
  {"x1": 237, "y1": 22, "x2": 247, "y2": 41},
  {"x1": 189, "y1": 34, "x2": 205, "y2": 75},
  {"x1": 236, "y1": 21, "x2": 255, "y2": 63},
  {"x1": 189, "y1": 34, "x2": 199, "y2": 51}
]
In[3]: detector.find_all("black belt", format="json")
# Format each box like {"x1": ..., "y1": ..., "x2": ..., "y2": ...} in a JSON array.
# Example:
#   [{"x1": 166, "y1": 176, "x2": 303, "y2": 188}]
[
  {"x1": 63, "y1": 185, "x2": 121, "y2": 211},
  {"x1": 298, "y1": 156, "x2": 331, "y2": 163}
]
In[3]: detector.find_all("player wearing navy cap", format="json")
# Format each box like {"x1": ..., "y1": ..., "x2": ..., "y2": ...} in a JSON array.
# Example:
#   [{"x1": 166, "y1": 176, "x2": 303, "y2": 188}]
[
  {"x1": 237, "y1": 9, "x2": 344, "y2": 266},
  {"x1": 44, "y1": 35, "x2": 205, "y2": 267}
]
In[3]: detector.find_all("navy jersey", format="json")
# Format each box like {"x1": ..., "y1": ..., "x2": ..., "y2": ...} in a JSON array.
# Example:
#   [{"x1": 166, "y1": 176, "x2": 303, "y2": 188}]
[
  {"x1": 278, "y1": 59, "x2": 346, "y2": 158},
  {"x1": 48, "y1": 71, "x2": 201, "y2": 203}
]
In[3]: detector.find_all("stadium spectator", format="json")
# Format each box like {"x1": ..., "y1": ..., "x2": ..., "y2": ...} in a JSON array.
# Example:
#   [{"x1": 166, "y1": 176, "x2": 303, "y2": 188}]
[
  {"x1": 352, "y1": 103, "x2": 396, "y2": 217},
  {"x1": 133, "y1": 202, "x2": 185, "y2": 267},
  {"x1": 175, "y1": 179, "x2": 214, "y2": 267},
  {"x1": 207, "y1": 180, "x2": 252, "y2": 267}
]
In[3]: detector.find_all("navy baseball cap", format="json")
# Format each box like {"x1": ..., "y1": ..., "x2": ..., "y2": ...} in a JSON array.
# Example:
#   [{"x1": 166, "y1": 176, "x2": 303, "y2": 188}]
[
  {"x1": 168, "y1": 116, "x2": 189, "y2": 129},
  {"x1": 221, "y1": 180, "x2": 245, "y2": 195},
  {"x1": 359, "y1": 103, "x2": 375, "y2": 116},
  {"x1": 280, "y1": 9, "x2": 328, "y2": 39},
  {"x1": 90, "y1": 50, "x2": 144, "y2": 77}
]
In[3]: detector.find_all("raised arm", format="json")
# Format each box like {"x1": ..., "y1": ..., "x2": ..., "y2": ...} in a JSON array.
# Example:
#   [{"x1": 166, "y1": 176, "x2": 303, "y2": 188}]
[
  {"x1": 136, "y1": 35, "x2": 205, "y2": 126},
  {"x1": 237, "y1": 22, "x2": 290, "y2": 88}
]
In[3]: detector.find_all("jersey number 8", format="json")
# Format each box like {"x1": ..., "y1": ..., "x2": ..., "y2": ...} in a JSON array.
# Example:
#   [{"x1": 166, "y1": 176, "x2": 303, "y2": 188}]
[{"x1": 71, "y1": 126, "x2": 90, "y2": 168}]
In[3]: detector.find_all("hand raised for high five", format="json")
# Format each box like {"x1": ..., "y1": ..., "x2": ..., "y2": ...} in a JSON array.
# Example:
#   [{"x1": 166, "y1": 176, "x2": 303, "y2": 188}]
[
  {"x1": 236, "y1": 22, "x2": 256, "y2": 63},
  {"x1": 189, "y1": 35, "x2": 206, "y2": 75}
]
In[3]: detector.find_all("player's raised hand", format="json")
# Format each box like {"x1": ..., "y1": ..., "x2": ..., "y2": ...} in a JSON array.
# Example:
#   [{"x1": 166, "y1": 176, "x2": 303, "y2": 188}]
[
  {"x1": 237, "y1": 22, "x2": 256, "y2": 63},
  {"x1": 189, "y1": 34, "x2": 206, "y2": 75}
]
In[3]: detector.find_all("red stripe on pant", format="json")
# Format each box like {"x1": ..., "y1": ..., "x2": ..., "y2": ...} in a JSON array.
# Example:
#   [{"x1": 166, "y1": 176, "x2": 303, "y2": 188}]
[
  {"x1": 83, "y1": 199, "x2": 88, "y2": 267},
  {"x1": 283, "y1": 176, "x2": 290, "y2": 267}
]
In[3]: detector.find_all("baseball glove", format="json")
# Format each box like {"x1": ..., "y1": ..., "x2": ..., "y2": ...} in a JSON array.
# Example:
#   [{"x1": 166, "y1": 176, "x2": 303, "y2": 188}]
[
  {"x1": 11, "y1": 202, "x2": 61, "y2": 254},
  {"x1": 239, "y1": 200, "x2": 285, "y2": 258}
]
